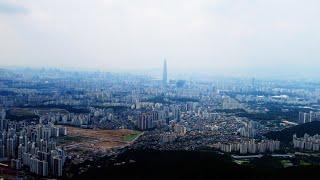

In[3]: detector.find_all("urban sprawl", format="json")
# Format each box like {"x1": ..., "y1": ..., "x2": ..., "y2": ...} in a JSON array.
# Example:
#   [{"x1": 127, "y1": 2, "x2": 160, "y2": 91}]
[{"x1": 1, "y1": 63, "x2": 320, "y2": 177}]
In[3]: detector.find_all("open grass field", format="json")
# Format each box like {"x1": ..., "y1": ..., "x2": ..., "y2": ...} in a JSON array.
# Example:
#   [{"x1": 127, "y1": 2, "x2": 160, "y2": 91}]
[
  {"x1": 299, "y1": 160, "x2": 312, "y2": 166},
  {"x1": 280, "y1": 160, "x2": 293, "y2": 168},
  {"x1": 122, "y1": 131, "x2": 142, "y2": 142}
]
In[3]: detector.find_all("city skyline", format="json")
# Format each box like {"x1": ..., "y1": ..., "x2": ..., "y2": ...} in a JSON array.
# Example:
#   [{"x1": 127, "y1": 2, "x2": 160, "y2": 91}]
[
  {"x1": 0, "y1": 65, "x2": 320, "y2": 179},
  {"x1": 1, "y1": 0, "x2": 320, "y2": 179},
  {"x1": 1, "y1": 0, "x2": 320, "y2": 78}
]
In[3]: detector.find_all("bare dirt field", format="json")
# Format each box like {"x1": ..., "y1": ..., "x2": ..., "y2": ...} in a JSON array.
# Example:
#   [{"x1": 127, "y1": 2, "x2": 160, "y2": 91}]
[{"x1": 58, "y1": 126, "x2": 142, "y2": 152}]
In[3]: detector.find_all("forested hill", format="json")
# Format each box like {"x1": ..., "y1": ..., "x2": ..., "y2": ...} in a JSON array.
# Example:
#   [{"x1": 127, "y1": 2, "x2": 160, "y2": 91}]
[{"x1": 265, "y1": 121, "x2": 320, "y2": 144}]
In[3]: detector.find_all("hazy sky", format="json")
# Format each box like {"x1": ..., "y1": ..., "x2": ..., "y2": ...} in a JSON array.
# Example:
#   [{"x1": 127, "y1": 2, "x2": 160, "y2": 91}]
[{"x1": 0, "y1": 0, "x2": 320, "y2": 77}]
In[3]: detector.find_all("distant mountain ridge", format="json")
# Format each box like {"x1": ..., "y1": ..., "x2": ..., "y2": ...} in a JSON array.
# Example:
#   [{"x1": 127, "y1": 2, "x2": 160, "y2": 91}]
[{"x1": 265, "y1": 121, "x2": 320, "y2": 144}]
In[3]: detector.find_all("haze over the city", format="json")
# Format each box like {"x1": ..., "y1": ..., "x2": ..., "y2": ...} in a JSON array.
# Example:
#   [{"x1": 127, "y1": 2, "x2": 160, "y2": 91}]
[
  {"x1": 2, "y1": 1, "x2": 320, "y2": 179},
  {"x1": 1, "y1": 0, "x2": 320, "y2": 78}
]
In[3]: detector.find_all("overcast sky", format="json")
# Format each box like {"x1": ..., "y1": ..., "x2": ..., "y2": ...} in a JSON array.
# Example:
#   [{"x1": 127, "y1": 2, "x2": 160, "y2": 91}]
[{"x1": 0, "y1": 0, "x2": 319, "y2": 78}]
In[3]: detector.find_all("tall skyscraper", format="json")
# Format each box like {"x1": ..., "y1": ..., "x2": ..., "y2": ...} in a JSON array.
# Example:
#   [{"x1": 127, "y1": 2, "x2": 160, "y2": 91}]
[{"x1": 162, "y1": 59, "x2": 167, "y2": 87}]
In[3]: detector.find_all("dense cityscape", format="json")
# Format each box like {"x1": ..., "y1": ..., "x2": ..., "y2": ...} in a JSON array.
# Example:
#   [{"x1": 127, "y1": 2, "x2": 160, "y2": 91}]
[
  {"x1": 0, "y1": 62, "x2": 320, "y2": 179},
  {"x1": 1, "y1": 0, "x2": 320, "y2": 179}
]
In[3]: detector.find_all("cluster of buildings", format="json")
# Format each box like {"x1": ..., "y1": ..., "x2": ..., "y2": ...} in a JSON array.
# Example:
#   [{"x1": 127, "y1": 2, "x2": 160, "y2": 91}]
[
  {"x1": 160, "y1": 133, "x2": 177, "y2": 143},
  {"x1": 222, "y1": 96, "x2": 243, "y2": 110},
  {"x1": 136, "y1": 106, "x2": 182, "y2": 130},
  {"x1": 293, "y1": 134, "x2": 320, "y2": 151},
  {"x1": 239, "y1": 121, "x2": 256, "y2": 138},
  {"x1": 39, "y1": 112, "x2": 91, "y2": 128},
  {"x1": 173, "y1": 124, "x2": 187, "y2": 136},
  {"x1": 136, "y1": 111, "x2": 167, "y2": 130},
  {"x1": 298, "y1": 111, "x2": 320, "y2": 124},
  {"x1": 215, "y1": 139, "x2": 280, "y2": 154},
  {"x1": 159, "y1": 124, "x2": 187, "y2": 143},
  {"x1": 0, "y1": 110, "x2": 67, "y2": 177},
  {"x1": 1, "y1": 63, "x2": 320, "y2": 177}
]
